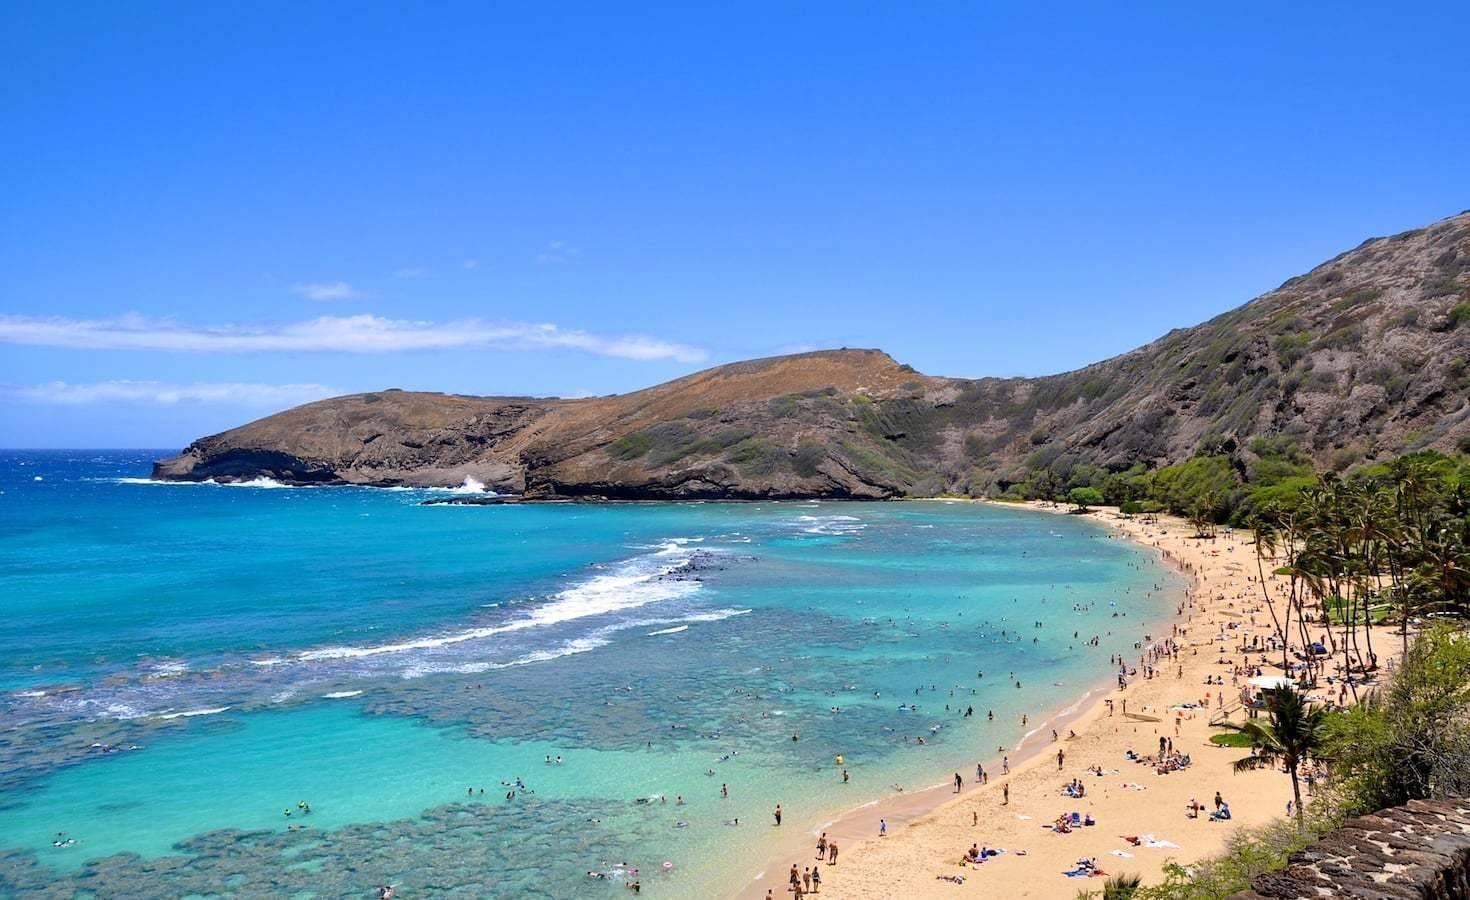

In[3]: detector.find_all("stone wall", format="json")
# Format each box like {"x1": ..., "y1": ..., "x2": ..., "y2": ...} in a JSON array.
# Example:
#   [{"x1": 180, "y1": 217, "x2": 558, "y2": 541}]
[{"x1": 1229, "y1": 799, "x2": 1470, "y2": 899}]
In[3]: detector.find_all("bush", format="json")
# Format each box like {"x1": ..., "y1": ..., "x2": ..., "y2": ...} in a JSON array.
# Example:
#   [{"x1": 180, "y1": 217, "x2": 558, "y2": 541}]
[
  {"x1": 792, "y1": 443, "x2": 825, "y2": 478},
  {"x1": 1314, "y1": 324, "x2": 1362, "y2": 351},
  {"x1": 726, "y1": 438, "x2": 785, "y2": 475},
  {"x1": 1127, "y1": 814, "x2": 1329, "y2": 899},
  {"x1": 1068, "y1": 486, "x2": 1104, "y2": 510},
  {"x1": 1323, "y1": 625, "x2": 1470, "y2": 817},
  {"x1": 608, "y1": 431, "x2": 654, "y2": 460},
  {"x1": 1140, "y1": 455, "x2": 1242, "y2": 521}
]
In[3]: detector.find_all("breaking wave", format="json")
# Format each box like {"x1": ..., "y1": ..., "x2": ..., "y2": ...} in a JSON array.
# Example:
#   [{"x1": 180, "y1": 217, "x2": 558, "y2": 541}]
[
  {"x1": 298, "y1": 541, "x2": 707, "y2": 662},
  {"x1": 795, "y1": 514, "x2": 866, "y2": 536}
]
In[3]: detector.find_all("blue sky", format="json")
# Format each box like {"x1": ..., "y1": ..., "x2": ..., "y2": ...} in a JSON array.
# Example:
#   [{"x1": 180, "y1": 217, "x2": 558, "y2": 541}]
[{"x1": 3, "y1": 3, "x2": 1468, "y2": 448}]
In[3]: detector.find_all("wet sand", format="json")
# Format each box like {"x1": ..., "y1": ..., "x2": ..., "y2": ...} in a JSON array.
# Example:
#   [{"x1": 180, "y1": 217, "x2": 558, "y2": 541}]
[{"x1": 735, "y1": 501, "x2": 1399, "y2": 899}]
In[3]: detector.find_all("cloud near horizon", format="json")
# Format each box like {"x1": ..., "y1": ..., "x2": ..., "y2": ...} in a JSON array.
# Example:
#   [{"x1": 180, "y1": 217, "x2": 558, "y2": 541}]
[
  {"x1": 3, "y1": 380, "x2": 339, "y2": 406},
  {"x1": 291, "y1": 281, "x2": 361, "y2": 301},
  {"x1": 0, "y1": 313, "x2": 708, "y2": 362}
]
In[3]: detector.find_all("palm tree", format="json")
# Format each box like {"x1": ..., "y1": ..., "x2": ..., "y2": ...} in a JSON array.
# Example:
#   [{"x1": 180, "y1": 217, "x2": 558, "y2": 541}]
[
  {"x1": 1251, "y1": 512, "x2": 1291, "y2": 674},
  {"x1": 1102, "y1": 874, "x2": 1142, "y2": 899},
  {"x1": 1230, "y1": 685, "x2": 1328, "y2": 832},
  {"x1": 1074, "y1": 873, "x2": 1142, "y2": 900}
]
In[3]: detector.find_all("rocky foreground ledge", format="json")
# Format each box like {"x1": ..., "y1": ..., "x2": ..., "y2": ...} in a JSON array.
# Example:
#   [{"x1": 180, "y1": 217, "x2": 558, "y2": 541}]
[{"x1": 1229, "y1": 799, "x2": 1470, "y2": 900}]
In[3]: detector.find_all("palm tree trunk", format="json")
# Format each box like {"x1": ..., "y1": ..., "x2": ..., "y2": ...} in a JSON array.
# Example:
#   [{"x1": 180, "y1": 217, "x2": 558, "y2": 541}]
[
  {"x1": 1290, "y1": 766, "x2": 1305, "y2": 833},
  {"x1": 1256, "y1": 549, "x2": 1288, "y2": 672}
]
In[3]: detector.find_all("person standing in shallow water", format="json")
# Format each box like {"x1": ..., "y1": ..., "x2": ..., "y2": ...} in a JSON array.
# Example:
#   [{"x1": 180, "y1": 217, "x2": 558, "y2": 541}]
[{"x1": 774, "y1": 804, "x2": 782, "y2": 826}]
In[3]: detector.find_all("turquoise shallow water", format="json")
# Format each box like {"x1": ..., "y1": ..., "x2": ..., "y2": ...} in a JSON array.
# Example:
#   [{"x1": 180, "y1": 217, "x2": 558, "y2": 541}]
[{"x1": 0, "y1": 451, "x2": 1183, "y2": 898}]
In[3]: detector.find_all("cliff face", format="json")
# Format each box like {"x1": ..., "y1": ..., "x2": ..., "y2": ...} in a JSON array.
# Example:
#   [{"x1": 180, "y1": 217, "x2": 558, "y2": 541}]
[{"x1": 154, "y1": 211, "x2": 1470, "y2": 497}]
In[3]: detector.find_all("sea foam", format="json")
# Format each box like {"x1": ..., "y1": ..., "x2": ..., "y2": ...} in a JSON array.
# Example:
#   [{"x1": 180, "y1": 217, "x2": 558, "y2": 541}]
[{"x1": 297, "y1": 542, "x2": 708, "y2": 662}]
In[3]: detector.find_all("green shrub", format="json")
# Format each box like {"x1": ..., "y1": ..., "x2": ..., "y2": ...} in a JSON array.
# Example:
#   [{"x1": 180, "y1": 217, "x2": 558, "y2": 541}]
[
  {"x1": 1315, "y1": 323, "x2": 1361, "y2": 351},
  {"x1": 726, "y1": 438, "x2": 784, "y2": 475},
  {"x1": 608, "y1": 431, "x2": 654, "y2": 460},
  {"x1": 1068, "y1": 486, "x2": 1104, "y2": 510},
  {"x1": 791, "y1": 443, "x2": 825, "y2": 478},
  {"x1": 1274, "y1": 331, "x2": 1312, "y2": 366}
]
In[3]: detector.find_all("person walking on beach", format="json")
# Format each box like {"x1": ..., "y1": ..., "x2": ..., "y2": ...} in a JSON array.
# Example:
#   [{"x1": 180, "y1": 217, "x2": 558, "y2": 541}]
[
  {"x1": 828, "y1": 841, "x2": 839, "y2": 864},
  {"x1": 816, "y1": 833, "x2": 827, "y2": 859},
  {"x1": 879, "y1": 817, "x2": 887, "y2": 837},
  {"x1": 1003, "y1": 783, "x2": 1009, "y2": 805},
  {"x1": 953, "y1": 772, "x2": 963, "y2": 792},
  {"x1": 1002, "y1": 755, "x2": 1009, "y2": 774},
  {"x1": 811, "y1": 865, "x2": 821, "y2": 892},
  {"x1": 1057, "y1": 748, "x2": 1066, "y2": 770},
  {"x1": 802, "y1": 868, "x2": 812, "y2": 893},
  {"x1": 774, "y1": 804, "x2": 782, "y2": 826}
]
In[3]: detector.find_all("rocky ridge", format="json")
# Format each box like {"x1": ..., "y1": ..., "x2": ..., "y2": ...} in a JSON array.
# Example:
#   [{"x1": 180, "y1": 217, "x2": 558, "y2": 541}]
[{"x1": 154, "y1": 211, "x2": 1470, "y2": 498}]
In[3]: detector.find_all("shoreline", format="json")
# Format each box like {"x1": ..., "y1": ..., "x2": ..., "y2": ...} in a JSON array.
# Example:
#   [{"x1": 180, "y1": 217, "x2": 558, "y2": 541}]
[
  {"x1": 735, "y1": 499, "x2": 1404, "y2": 899},
  {"x1": 733, "y1": 499, "x2": 1190, "y2": 899}
]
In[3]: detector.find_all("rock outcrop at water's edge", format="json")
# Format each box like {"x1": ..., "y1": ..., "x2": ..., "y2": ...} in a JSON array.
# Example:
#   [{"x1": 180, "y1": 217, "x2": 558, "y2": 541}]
[{"x1": 154, "y1": 210, "x2": 1470, "y2": 497}]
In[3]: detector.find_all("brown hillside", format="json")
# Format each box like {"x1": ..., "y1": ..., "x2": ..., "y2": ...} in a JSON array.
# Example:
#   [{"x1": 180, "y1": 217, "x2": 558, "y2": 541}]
[{"x1": 154, "y1": 211, "x2": 1470, "y2": 498}]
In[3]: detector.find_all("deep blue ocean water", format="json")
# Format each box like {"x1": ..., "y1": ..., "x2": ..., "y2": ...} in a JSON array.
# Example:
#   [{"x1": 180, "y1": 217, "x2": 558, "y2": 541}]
[{"x1": 0, "y1": 451, "x2": 1183, "y2": 898}]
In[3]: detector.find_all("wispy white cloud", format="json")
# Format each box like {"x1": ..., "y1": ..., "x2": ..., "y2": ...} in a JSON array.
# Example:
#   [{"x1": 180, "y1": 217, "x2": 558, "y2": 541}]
[
  {"x1": 395, "y1": 267, "x2": 429, "y2": 279},
  {"x1": 463, "y1": 258, "x2": 480, "y2": 270},
  {"x1": 291, "y1": 281, "x2": 361, "y2": 301},
  {"x1": 2, "y1": 380, "x2": 338, "y2": 406},
  {"x1": 536, "y1": 241, "x2": 580, "y2": 265},
  {"x1": 0, "y1": 314, "x2": 708, "y2": 362}
]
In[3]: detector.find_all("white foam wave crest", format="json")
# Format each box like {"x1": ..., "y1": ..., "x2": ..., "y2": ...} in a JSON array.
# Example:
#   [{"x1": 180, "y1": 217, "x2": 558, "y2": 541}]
[
  {"x1": 386, "y1": 477, "x2": 500, "y2": 496},
  {"x1": 154, "y1": 706, "x2": 231, "y2": 720},
  {"x1": 796, "y1": 514, "x2": 866, "y2": 535},
  {"x1": 297, "y1": 544, "x2": 708, "y2": 662},
  {"x1": 422, "y1": 605, "x2": 752, "y2": 676},
  {"x1": 401, "y1": 634, "x2": 614, "y2": 679},
  {"x1": 322, "y1": 690, "x2": 363, "y2": 699},
  {"x1": 213, "y1": 477, "x2": 292, "y2": 489},
  {"x1": 449, "y1": 476, "x2": 490, "y2": 495},
  {"x1": 647, "y1": 625, "x2": 689, "y2": 636}
]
